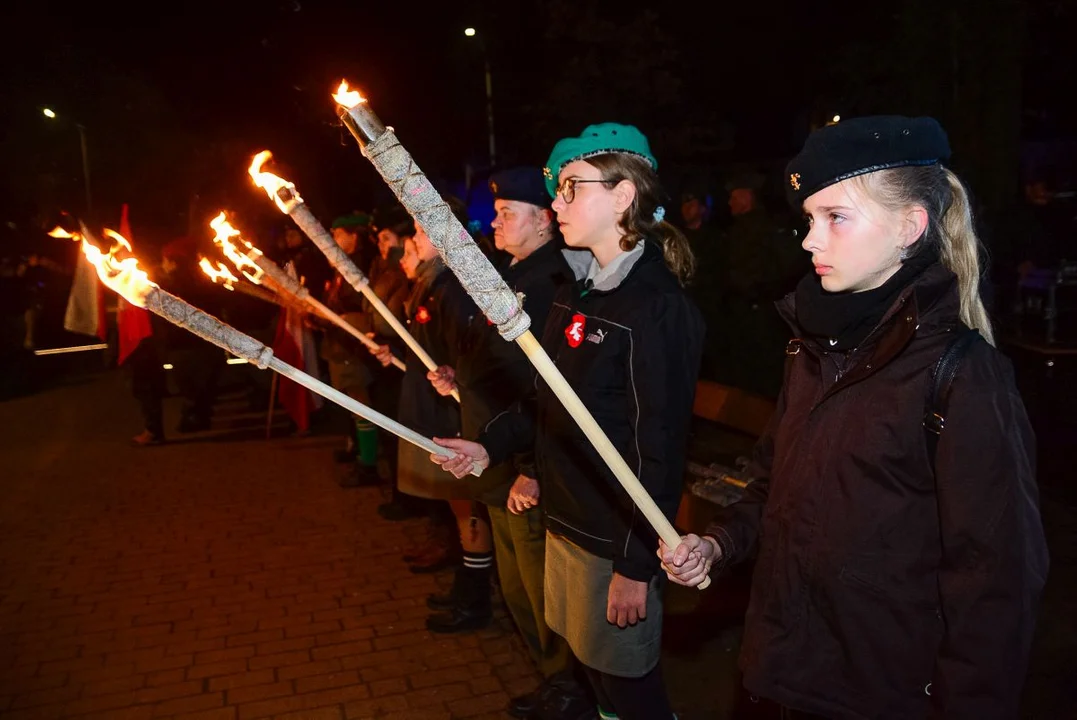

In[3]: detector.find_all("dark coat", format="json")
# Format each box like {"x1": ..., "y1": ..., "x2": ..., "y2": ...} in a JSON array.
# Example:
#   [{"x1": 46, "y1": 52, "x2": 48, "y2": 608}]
[
  {"x1": 456, "y1": 240, "x2": 572, "y2": 506},
  {"x1": 707, "y1": 263, "x2": 1049, "y2": 720},
  {"x1": 394, "y1": 259, "x2": 474, "y2": 439},
  {"x1": 483, "y1": 241, "x2": 705, "y2": 582}
]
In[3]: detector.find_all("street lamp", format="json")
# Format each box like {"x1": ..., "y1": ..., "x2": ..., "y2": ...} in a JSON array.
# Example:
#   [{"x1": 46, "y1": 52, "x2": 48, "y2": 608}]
[
  {"x1": 464, "y1": 27, "x2": 495, "y2": 168},
  {"x1": 43, "y1": 106, "x2": 92, "y2": 218}
]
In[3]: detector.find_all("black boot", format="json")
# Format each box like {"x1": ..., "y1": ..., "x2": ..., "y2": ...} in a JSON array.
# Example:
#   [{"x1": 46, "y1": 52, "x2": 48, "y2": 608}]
[
  {"x1": 338, "y1": 463, "x2": 380, "y2": 488},
  {"x1": 425, "y1": 554, "x2": 492, "y2": 634},
  {"x1": 507, "y1": 681, "x2": 544, "y2": 719},
  {"x1": 535, "y1": 671, "x2": 597, "y2": 720},
  {"x1": 426, "y1": 566, "x2": 466, "y2": 611}
]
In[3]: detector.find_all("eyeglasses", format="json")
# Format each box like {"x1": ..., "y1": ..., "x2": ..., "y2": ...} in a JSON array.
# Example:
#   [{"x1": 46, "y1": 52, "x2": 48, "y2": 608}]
[{"x1": 555, "y1": 177, "x2": 613, "y2": 204}]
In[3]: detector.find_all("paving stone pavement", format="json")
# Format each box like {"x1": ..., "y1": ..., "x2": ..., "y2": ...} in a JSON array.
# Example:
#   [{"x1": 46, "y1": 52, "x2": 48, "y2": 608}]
[{"x1": 0, "y1": 371, "x2": 542, "y2": 720}]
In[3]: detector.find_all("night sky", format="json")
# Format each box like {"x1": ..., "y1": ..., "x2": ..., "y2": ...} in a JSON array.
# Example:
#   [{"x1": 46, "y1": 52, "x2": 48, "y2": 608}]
[{"x1": 1, "y1": 0, "x2": 1073, "y2": 254}]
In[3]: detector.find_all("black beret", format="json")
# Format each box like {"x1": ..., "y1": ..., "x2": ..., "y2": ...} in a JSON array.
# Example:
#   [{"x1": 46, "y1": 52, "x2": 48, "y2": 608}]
[
  {"x1": 786, "y1": 115, "x2": 951, "y2": 207},
  {"x1": 489, "y1": 167, "x2": 549, "y2": 209}
]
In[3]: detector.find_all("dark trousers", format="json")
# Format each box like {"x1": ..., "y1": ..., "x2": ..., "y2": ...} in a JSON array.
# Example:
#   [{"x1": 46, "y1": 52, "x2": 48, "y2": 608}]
[
  {"x1": 487, "y1": 505, "x2": 571, "y2": 678},
  {"x1": 172, "y1": 343, "x2": 220, "y2": 423},
  {"x1": 583, "y1": 663, "x2": 672, "y2": 720},
  {"x1": 128, "y1": 340, "x2": 165, "y2": 439}
]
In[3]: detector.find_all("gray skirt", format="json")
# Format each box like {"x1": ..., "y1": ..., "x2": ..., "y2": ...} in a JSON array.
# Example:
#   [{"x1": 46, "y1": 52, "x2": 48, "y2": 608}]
[
  {"x1": 396, "y1": 441, "x2": 472, "y2": 500},
  {"x1": 544, "y1": 532, "x2": 664, "y2": 677}
]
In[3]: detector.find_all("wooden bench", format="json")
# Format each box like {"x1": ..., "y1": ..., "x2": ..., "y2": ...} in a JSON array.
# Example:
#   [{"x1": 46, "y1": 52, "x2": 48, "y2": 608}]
[{"x1": 676, "y1": 380, "x2": 776, "y2": 533}]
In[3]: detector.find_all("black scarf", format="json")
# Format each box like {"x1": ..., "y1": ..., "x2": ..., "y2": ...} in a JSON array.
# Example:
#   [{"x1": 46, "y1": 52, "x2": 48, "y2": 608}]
[{"x1": 795, "y1": 245, "x2": 939, "y2": 352}]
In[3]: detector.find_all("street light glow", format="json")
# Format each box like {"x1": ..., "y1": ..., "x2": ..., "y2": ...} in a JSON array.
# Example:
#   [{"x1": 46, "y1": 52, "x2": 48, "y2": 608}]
[
  {"x1": 43, "y1": 108, "x2": 56, "y2": 119},
  {"x1": 832, "y1": 114, "x2": 841, "y2": 123},
  {"x1": 464, "y1": 27, "x2": 476, "y2": 37}
]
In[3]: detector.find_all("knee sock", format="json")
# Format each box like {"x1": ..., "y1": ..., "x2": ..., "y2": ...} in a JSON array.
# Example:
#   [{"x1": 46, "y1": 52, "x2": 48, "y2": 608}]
[{"x1": 356, "y1": 419, "x2": 378, "y2": 466}]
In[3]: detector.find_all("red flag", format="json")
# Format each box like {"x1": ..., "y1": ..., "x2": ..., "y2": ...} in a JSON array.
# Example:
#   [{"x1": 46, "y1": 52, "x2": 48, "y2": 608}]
[
  {"x1": 116, "y1": 205, "x2": 154, "y2": 365},
  {"x1": 271, "y1": 263, "x2": 322, "y2": 433}
]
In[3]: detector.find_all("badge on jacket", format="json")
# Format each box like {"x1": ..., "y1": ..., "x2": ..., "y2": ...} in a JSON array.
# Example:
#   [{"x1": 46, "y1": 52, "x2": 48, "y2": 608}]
[
  {"x1": 415, "y1": 306, "x2": 431, "y2": 324},
  {"x1": 565, "y1": 313, "x2": 586, "y2": 348}
]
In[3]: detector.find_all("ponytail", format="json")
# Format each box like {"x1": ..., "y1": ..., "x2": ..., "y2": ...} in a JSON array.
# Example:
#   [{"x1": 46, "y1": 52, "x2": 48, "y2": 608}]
[
  {"x1": 657, "y1": 221, "x2": 696, "y2": 286},
  {"x1": 585, "y1": 154, "x2": 697, "y2": 287},
  {"x1": 858, "y1": 165, "x2": 996, "y2": 346},
  {"x1": 939, "y1": 170, "x2": 995, "y2": 345}
]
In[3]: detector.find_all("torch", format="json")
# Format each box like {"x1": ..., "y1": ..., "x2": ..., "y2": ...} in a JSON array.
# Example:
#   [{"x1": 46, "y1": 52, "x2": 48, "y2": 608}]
[
  {"x1": 198, "y1": 256, "x2": 287, "y2": 307},
  {"x1": 247, "y1": 152, "x2": 458, "y2": 402},
  {"x1": 332, "y1": 81, "x2": 708, "y2": 588},
  {"x1": 51, "y1": 225, "x2": 476, "y2": 474},
  {"x1": 209, "y1": 213, "x2": 405, "y2": 372}
]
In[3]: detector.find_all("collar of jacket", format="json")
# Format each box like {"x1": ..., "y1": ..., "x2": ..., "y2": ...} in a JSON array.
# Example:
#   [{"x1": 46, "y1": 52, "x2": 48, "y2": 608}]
[
  {"x1": 406, "y1": 256, "x2": 446, "y2": 316},
  {"x1": 777, "y1": 262, "x2": 961, "y2": 401},
  {"x1": 562, "y1": 240, "x2": 656, "y2": 295},
  {"x1": 505, "y1": 237, "x2": 562, "y2": 275}
]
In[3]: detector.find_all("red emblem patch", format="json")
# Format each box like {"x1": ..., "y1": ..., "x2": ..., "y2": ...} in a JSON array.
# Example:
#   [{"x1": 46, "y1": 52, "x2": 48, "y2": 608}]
[
  {"x1": 565, "y1": 313, "x2": 586, "y2": 348},
  {"x1": 415, "y1": 306, "x2": 431, "y2": 324}
]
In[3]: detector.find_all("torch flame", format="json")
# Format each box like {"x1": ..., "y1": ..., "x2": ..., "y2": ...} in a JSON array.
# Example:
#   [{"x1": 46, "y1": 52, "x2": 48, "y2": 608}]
[
  {"x1": 209, "y1": 212, "x2": 265, "y2": 285},
  {"x1": 248, "y1": 150, "x2": 301, "y2": 213},
  {"x1": 48, "y1": 227, "x2": 78, "y2": 240},
  {"x1": 102, "y1": 228, "x2": 133, "y2": 253},
  {"x1": 50, "y1": 225, "x2": 156, "y2": 307},
  {"x1": 199, "y1": 256, "x2": 239, "y2": 290},
  {"x1": 333, "y1": 80, "x2": 365, "y2": 108}
]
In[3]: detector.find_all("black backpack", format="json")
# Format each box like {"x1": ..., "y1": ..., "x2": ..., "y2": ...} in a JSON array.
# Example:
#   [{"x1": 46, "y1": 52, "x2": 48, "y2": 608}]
[
  {"x1": 923, "y1": 327, "x2": 982, "y2": 465},
  {"x1": 784, "y1": 327, "x2": 982, "y2": 467}
]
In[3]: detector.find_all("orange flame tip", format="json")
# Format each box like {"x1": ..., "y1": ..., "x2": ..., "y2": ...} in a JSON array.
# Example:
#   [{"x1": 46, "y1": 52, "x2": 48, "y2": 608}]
[
  {"x1": 333, "y1": 80, "x2": 364, "y2": 108},
  {"x1": 81, "y1": 232, "x2": 157, "y2": 308},
  {"x1": 248, "y1": 150, "x2": 301, "y2": 213}
]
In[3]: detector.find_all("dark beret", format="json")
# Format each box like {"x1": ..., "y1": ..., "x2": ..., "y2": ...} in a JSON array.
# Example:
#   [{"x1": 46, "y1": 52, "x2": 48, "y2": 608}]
[
  {"x1": 786, "y1": 115, "x2": 951, "y2": 207},
  {"x1": 489, "y1": 167, "x2": 549, "y2": 209}
]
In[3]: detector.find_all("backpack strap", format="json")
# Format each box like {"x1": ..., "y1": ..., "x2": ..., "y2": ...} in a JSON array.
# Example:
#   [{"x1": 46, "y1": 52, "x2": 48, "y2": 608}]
[{"x1": 924, "y1": 328, "x2": 981, "y2": 466}]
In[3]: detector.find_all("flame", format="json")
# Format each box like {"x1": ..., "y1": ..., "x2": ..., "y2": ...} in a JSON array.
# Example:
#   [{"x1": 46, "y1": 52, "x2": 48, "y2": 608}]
[
  {"x1": 333, "y1": 80, "x2": 364, "y2": 108},
  {"x1": 50, "y1": 225, "x2": 156, "y2": 307},
  {"x1": 48, "y1": 227, "x2": 78, "y2": 239},
  {"x1": 209, "y1": 212, "x2": 265, "y2": 285},
  {"x1": 102, "y1": 228, "x2": 133, "y2": 253},
  {"x1": 199, "y1": 256, "x2": 239, "y2": 290},
  {"x1": 248, "y1": 150, "x2": 301, "y2": 213}
]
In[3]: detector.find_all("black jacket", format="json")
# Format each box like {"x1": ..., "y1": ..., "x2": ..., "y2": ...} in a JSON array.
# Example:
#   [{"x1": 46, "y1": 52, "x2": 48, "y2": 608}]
[
  {"x1": 456, "y1": 240, "x2": 572, "y2": 505},
  {"x1": 394, "y1": 259, "x2": 475, "y2": 438},
  {"x1": 483, "y1": 241, "x2": 704, "y2": 581},
  {"x1": 707, "y1": 263, "x2": 1049, "y2": 719}
]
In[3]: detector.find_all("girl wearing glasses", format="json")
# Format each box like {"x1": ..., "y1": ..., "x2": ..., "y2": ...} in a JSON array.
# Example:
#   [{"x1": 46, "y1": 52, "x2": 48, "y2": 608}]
[{"x1": 433, "y1": 123, "x2": 703, "y2": 720}]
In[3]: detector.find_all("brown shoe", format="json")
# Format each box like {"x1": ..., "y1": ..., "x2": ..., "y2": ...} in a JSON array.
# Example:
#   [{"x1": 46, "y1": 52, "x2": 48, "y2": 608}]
[{"x1": 130, "y1": 430, "x2": 165, "y2": 447}]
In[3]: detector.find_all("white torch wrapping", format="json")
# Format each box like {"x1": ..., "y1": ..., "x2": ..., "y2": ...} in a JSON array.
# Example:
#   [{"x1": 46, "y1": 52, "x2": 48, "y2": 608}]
[
  {"x1": 360, "y1": 129, "x2": 531, "y2": 342},
  {"x1": 280, "y1": 192, "x2": 459, "y2": 401},
  {"x1": 144, "y1": 287, "x2": 275, "y2": 369},
  {"x1": 348, "y1": 112, "x2": 708, "y2": 588},
  {"x1": 142, "y1": 285, "x2": 473, "y2": 474},
  {"x1": 250, "y1": 247, "x2": 404, "y2": 371}
]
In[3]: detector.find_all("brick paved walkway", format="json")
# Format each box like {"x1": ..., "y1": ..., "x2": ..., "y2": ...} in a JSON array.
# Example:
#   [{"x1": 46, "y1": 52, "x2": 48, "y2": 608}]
[{"x1": 0, "y1": 372, "x2": 541, "y2": 720}]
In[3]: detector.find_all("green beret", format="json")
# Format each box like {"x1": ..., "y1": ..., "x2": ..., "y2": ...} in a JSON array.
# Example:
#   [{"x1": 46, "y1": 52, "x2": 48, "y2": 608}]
[
  {"x1": 543, "y1": 123, "x2": 657, "y2": 198},
  {"x1": 331, "y1": 213, "x2": 371, "y2": 230}
]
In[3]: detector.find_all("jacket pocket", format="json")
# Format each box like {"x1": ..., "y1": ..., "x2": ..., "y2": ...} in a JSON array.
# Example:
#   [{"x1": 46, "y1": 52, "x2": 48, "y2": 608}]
[{"x1": 830, "y1": 560, "x2": 943, "y2": 704}]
